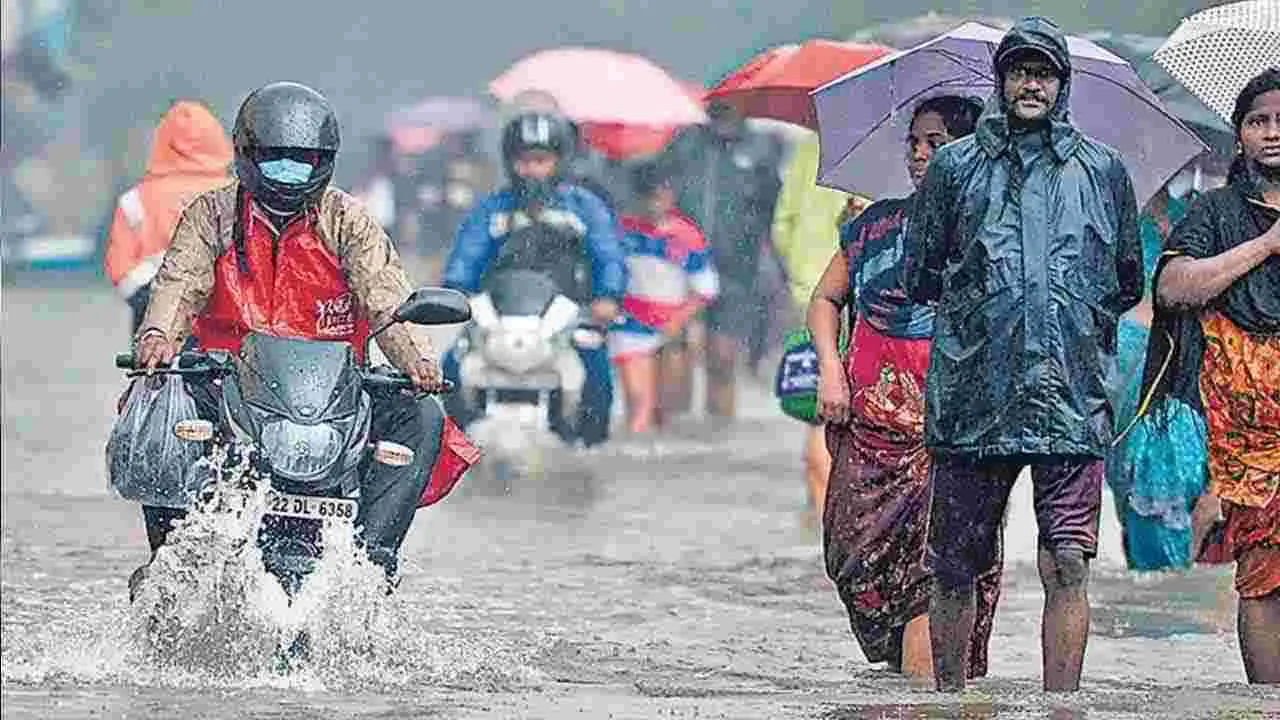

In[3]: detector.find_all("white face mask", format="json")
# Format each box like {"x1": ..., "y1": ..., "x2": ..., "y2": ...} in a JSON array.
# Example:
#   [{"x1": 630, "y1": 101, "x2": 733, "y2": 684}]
[{"x1": 259, "y1": 158, "x2": 314, "y2": 185}]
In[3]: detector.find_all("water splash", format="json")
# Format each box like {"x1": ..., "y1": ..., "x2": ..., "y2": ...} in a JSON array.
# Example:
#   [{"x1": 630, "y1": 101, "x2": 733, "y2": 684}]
[
  {"x1": 466, "y1": 405, "x2": 560, "y2": 474},
  {"x1": 2, "y1": 446, "x2": 546, "y2": 692}
]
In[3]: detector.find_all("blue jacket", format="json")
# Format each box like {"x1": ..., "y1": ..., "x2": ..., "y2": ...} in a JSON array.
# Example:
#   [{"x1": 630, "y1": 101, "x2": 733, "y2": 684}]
[{"x1": 442, "y1": 183, "x2": 628, "y2": 300}]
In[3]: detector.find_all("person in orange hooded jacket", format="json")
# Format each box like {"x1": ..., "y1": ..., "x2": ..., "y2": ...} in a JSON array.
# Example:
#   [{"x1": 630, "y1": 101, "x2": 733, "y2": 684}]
[{"x1": 104, "y1": 100, "x2": 233, "y2": 332}]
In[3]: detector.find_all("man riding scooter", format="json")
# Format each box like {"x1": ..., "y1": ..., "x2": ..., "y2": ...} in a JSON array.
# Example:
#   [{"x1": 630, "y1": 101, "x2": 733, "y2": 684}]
[
  {"x1": 130, "y1": 81, "x2": 453, "y2": 588},
  {"x1": 440, "y1": 111, "x2": 627, "y2": 447}
]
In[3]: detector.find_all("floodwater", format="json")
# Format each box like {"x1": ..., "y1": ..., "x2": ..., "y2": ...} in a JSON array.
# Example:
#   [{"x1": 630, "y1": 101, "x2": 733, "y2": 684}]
[{"x1": 3, "y1": 277, "x2": 1278, "y2": 720}]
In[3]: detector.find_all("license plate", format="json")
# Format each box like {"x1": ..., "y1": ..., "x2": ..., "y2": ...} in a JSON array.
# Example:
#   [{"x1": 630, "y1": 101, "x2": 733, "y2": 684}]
[{"x1": 265, "y1": 490, "x2": 357, "y2": 522}]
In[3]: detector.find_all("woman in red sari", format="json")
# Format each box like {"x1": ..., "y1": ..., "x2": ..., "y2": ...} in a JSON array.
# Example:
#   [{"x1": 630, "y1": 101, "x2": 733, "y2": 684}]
[{"x1": 807, "y1": 95, "x2": 1003, "y2": 679}]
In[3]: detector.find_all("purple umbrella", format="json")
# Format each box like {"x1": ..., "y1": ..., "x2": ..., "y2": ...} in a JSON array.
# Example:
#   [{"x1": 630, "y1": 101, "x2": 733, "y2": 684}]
[{"x1": 812, "y1": 21, "x2": 1208, "y2": 207}]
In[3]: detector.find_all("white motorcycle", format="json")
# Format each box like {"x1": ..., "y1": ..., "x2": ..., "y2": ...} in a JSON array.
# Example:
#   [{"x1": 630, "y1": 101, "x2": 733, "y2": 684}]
[{"x1": 453, "y1": 270, "x2": 605, "y2": 455}]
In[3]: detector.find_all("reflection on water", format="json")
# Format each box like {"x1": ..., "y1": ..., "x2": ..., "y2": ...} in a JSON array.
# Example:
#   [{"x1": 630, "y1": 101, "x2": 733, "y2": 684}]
[
  {"x1": 820, "y1": 703, "x2": 1278, "y2": 720},
  {"x1": 822, "y1": 704, "x2": 1000, "y2": 720}
]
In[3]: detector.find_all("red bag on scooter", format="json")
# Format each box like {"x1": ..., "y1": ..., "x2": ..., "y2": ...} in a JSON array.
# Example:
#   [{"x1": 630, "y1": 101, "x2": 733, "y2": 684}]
[{"x1": 418, "y1": 417, "x2": 481, "y2": 507}]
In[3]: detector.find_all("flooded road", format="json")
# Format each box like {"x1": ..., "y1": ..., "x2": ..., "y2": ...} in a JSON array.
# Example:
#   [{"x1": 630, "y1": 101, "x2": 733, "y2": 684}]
[{"x1": 3, "y1": 278, "x2": 1277, "y2": 719}]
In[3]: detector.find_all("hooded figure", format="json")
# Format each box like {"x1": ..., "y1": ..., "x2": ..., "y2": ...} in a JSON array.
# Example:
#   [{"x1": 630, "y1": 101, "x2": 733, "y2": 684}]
[
  {"x1": 904, "y1": 17, "x2": 1144, "y2": 458},
  {"x1": 104, "y1": 101, "x2": 233, "y2": 331},
  {"x1": 901, "y1": 17, "x2": 1143, "y2": 693}
]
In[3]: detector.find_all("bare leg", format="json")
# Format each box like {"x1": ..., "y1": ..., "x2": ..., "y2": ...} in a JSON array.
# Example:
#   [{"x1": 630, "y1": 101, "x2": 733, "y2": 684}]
[
  {"x1": 655, "y1": 341, "x2": 691, "y2": 423},
  {"x1": 930, "y1": 577, "x2": 976, "y2": 691},
  {"x1": 617, "y1": 354, "x2": 658, "y2": 434},
  {"x1": 1038, "y1": 546, "x2": 1090, "y2": 692},
  {"x1": 1190, "y1": 493, "x2": 1223, "y2": 561},
  {"x1": 705, "y1": 333, "x2": 739, "y2": 419},
  {"x1": 804, "y1": 424, "x2": 832, "y2": 520},
  {"x1": 1239, "y1": 590, "x2": 1280, "y2": 684},
  {"x1": 901, "y1": 614, "x2": 935, "y2": 680}
]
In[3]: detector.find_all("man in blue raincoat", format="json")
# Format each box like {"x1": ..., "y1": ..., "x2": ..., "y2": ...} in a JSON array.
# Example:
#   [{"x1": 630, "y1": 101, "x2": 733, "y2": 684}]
[
  {"x1": 441, "y1": 111, "x2": 627, "y2": 446},
  {"x1": 903, "y1": 17, "x2": 1143, "y2": 692}
]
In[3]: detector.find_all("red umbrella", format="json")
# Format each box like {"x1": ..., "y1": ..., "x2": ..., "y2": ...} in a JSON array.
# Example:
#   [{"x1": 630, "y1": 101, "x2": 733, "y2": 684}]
[
  {"x1": 577, "y1": 82, "x2": 706, "y2": 161},
  {"x1": 578, "y1": 123, "x2": 679, "y2": 161},
  {"x1": 706, "y1": 40, "x2": 893, "y2": 129}
]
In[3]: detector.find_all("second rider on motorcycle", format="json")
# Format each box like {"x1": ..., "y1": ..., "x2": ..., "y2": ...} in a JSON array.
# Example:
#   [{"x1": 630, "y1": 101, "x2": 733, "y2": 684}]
[{"x1": 441, "y1": 111, "x2": 628, "y2": 447}]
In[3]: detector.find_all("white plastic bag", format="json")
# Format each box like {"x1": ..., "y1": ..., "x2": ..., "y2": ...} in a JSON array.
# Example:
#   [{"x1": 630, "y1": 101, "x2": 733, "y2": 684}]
[{"x1": 106, "y1": 374, "x2": 207, "y2": 508}]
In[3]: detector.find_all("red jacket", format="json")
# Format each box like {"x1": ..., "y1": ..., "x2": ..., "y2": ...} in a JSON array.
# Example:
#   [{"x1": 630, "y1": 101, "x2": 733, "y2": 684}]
[{"x1": 193, "y1": 197, "x2": 370, "y2": 360}]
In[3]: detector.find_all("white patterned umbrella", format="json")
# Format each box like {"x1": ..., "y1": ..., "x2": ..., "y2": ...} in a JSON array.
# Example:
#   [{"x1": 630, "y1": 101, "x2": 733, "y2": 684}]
[{"x1": 1153, "y1": 0, "x2": 1280, "y2": 126}]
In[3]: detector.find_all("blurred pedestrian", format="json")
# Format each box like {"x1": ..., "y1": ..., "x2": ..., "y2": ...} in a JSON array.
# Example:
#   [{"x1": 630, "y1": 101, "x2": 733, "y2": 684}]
[
  {"x1": 1147, "y1": 67, "x2": 1279, "y2": 684},
  {"x1": 566, "y1": 124, "x2": 627, "y2": 214},
  {"x1": 103, "y1": 100, "x2": 232, "y2": 333},
  {"x1": 353, "y1": 136, "x2": 398, "y2": 232},
  {"x1": 903, "y1": 18, "x2": 1143, "y2": 692},
  {"x1": 442, "y1": 130, "x2": 497, "y2": 229},
  {"x1": 611, "y1": 159, "x2": 718, "y2": 433},
  {"x1": 810, "y1": 95, "x2": 997, "y2": 680},
  {"x1": 1105, "y1": 173, "x2": 1212, "y2": 573},
  {"x1": 662, "y1": 100, "x2": 781, "y2": 421},
  {"x1": 745, "y1": 129, "x2": 790, "y2": 378},
  {"x1": 770, "y1": 132, "x2": 864, "y2": 526}
]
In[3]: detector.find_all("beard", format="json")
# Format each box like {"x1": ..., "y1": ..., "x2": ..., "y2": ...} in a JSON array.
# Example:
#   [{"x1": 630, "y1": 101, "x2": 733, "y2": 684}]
[{"x1": 1005, "y1": 93, "x2": 1052, "y2": 130}]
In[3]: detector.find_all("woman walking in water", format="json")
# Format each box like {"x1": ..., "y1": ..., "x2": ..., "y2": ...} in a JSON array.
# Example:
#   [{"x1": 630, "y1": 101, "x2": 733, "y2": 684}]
[{"x1": 807, "y1": 95, "x2": 1002, "y2": 678}]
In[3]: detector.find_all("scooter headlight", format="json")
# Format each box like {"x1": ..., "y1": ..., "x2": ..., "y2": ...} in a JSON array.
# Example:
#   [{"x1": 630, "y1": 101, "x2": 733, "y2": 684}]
[
  {"x1": 483, "y1": 323, "x2": 554, "y2": 373},
  {"x1": 260, "y1": 418, "x2": 346, "y2": 478}
]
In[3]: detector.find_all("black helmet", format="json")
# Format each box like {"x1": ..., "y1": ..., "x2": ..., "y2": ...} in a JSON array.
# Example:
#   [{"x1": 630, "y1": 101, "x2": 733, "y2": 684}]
[
  {"x1": 500, "y1": 111, "x2": 574, "y2": 206},
  {"x1": 233, "y1": 82, "x2": 340, "y2": 215}
]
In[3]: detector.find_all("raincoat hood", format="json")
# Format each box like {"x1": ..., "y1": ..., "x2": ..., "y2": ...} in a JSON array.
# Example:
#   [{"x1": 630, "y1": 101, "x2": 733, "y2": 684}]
[
  {"x1": 901, "y1": 19, "x2": 1145, "y2": 458},
  {"x1": 978, "y1": 17, "x2": 1080, "y2": 162},
  {"x1": 145, "y1": 101, "x2": 233, "y2": 178}
]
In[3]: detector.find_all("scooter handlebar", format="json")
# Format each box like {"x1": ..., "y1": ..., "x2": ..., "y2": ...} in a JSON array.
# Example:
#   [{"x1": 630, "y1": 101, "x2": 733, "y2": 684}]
[
  {"x1": 116, "y1": 351, "x2": 452, "y2": 393},
  {"x1": 115, "y1": 350, "x2": 227, "y2": 375},
  {"x1": 361, "y1": 367, "x2": 454, "y2": 394}
]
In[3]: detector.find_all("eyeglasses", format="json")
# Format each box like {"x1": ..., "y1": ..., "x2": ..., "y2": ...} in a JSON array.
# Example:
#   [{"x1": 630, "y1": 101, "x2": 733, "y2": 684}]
[{"x1": 1006, "y1": 65, "x2": 1059, "y2": 83}]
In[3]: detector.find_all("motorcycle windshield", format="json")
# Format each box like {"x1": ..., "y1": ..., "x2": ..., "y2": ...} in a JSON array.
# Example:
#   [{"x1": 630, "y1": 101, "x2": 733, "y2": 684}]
[
  {"x1": 235, "y1": 333, "x2": 361, "y2": 422},
  {"x1": 484, "y1": 222, "x2": 587, "y2": 303},
  {"x1": 483, "y1": 269, "x2": 562, "y2": 317}
]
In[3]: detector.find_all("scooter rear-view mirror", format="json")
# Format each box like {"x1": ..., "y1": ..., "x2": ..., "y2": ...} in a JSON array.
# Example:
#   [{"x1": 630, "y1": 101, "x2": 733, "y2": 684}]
[
  {"x1": 364, "y1": 287, "x2": 473, "y2": 364},
  {"x1": 393, "y1": 287, "x2": 472, "y2": 327}
]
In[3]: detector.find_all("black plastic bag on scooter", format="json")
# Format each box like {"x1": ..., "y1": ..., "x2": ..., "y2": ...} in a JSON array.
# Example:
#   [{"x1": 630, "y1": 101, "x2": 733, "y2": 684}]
[{"x1": 106, "y1": 373, "x2": 207, "y2": 508}]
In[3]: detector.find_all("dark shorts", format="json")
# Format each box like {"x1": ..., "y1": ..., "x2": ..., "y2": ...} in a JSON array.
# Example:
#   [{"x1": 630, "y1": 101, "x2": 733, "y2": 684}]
[{"x1": 926, "y1": 453, "x2": 1103, "y2": 583}]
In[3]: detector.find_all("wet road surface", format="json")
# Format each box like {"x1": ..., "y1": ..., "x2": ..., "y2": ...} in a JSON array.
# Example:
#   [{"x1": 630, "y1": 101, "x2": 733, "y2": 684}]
[{"x1": 3, "y1": 278, "x2": 1278, "y2": 719}]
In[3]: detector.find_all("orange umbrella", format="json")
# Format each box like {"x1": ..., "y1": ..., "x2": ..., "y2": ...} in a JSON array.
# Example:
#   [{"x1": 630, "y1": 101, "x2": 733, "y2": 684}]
[{"x1": 706, "y1": 40, "x2": 893, "y2": 129}]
